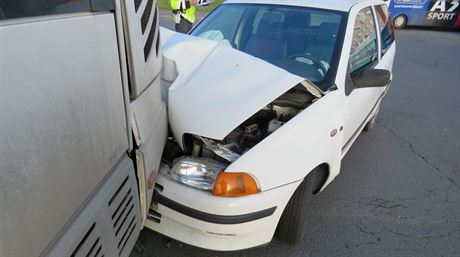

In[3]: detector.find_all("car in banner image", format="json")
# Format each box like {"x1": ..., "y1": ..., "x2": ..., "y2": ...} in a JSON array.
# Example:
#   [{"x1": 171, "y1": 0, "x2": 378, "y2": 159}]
[
  {"x1": 388, "y1": 0, "x2": 460, "y2": 29},
  {"x1": 144, "y1": 0, "x2": 396, "y2": 251}
]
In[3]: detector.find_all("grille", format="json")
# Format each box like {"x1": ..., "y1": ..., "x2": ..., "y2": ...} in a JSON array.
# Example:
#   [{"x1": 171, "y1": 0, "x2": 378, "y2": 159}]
[
  {"x1": 70, "y1": 223, "x2": 104, "y2": 257},
  {"x1": 147, "y1": 208, "x2": 161, "y2": 223},
  {"x1": 140, "y1": 0, "x2": 153, "y2": 34},
  {"x1": 134, "y1": 0, "x2": 143, "y2": 12},
  {"x1": 155, "y1": 29, "x2": 160, "y2": 57},
  {"x1": 46, "y1": 156, "x2": 140, "y2": 257},
  {"x1": 109, "y1": 176, "x2": 138, "y2": 256},
  {"x1": 143, "y1": 5, "x2": 158, "y2": 61},
  {"x1": 123, "y1": 0, "x2": 163, "y2": 97}
]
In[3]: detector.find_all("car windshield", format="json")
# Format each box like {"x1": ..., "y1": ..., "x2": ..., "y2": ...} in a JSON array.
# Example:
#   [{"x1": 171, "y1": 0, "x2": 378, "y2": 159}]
[{"x1": 191, "y1": 4, "x2": 346, "y2": 89}]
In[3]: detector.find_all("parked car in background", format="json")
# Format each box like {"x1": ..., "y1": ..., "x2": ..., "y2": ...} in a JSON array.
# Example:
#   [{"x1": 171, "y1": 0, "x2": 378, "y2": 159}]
[
  {"x1": 387, "y1": 0, "x2": 460, "y2": 29},
  {"x1": 147, "y1": 0, "x2": 396, "y2": 251}
]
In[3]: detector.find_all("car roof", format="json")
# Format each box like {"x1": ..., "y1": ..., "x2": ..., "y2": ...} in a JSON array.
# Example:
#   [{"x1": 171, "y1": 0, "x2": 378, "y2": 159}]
[{"x1": 223, "y1": 0, "x2": 380, "y2": 12}]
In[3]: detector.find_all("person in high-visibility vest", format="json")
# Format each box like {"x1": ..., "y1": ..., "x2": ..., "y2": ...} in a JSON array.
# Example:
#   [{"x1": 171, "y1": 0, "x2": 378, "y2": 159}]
[{"x1": 170, "y1": 0, "x2": 210, "y2": 33}]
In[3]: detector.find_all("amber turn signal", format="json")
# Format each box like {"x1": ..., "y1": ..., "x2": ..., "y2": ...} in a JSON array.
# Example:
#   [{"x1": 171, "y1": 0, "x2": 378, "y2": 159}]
[{"x1": 212, "y1": 172, "x2": 260, "y2": 197}]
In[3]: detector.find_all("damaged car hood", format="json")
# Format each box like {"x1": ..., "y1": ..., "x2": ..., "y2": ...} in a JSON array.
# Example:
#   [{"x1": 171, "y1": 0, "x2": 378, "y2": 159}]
[{"x1": 161, "y1": 28, "x2": 305, "y2": 148}]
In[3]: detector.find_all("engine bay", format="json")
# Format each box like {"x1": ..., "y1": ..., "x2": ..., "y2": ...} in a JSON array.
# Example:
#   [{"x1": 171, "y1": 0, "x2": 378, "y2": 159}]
[{"x1": 162, "y1": 84, "x2": 318, "y2": 168}]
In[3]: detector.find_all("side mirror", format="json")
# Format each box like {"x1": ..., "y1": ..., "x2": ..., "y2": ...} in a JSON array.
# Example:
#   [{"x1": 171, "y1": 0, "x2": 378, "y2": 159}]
[{"x1": 352, "y1": 69, "x2": 391, "y2": 88}]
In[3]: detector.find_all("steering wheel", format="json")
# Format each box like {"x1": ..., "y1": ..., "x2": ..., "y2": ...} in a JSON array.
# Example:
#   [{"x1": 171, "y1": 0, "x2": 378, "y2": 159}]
[{"x1": 287, "y1": 53, "x2": 328, "y2": 76}]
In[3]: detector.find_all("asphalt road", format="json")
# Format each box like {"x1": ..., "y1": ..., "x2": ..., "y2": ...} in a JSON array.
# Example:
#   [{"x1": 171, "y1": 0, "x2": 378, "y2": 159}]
[{"x1": 131, "y1": 15, "x2": 460, "y2": 257}]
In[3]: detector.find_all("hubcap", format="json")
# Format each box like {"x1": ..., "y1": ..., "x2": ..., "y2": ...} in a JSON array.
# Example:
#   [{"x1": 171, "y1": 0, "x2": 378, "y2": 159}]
[{"x1": 395, "y1": 16, "x2": 405, "y2": 27}]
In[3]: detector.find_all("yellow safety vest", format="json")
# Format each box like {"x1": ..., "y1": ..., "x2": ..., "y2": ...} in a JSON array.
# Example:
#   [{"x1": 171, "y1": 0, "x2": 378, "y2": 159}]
[{"x1": 170, "y1": 0, "x2": 196, "y2": 23}]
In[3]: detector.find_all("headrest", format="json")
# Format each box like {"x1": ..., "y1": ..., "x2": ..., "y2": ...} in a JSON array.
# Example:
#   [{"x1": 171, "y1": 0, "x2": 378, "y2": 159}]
[
  {"x1": 257, "y1": 12, "x2": 284, "y2": 38},
  {"x1": 317, "y1": 22, "x2": 339, "y2": 45},
  {"x1": 288, "y1": 11, "x2": 310, "y2": 29},
  {"x1": 262, "y1": 11, "x2": 284, "y2": 23}
]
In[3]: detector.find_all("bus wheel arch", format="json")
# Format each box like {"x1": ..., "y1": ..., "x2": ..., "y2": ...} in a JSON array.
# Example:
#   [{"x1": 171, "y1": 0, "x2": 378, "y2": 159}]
[{"x1": 394, "y1": 15, "x2": 407, "y2": 29}]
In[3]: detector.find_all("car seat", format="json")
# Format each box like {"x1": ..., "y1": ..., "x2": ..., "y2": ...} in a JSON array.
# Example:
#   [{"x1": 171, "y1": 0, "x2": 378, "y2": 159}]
[
  {"x1": 305, "y1": 22, "x2": 339, "y2": 64},
  {"x1": 244, "y1": 12, "x2": 287, "y2": 60},
  {"x1": 284, "y1": 11, "x2": 311, "y2": 56}
]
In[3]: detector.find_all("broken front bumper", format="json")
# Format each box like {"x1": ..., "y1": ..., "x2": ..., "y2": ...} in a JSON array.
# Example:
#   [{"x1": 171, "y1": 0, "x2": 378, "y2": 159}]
[{"x1": 144, "y1": 172, "x2": 301, "y2": 251}]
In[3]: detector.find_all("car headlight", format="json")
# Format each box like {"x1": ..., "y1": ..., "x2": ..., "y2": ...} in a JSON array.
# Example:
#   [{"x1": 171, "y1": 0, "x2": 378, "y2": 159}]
[
  {"x1": 163, "y1": 157, "x2": 261, "y2": 197},
  {"x1": 164, "y1": 157, "x2": 225, "y2": 191}
]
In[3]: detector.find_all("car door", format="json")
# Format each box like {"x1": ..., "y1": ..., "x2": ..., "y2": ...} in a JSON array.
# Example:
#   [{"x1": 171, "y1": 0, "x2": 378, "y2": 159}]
[{"x1": 342, "y1": 6, "x2": 387, "y2": 154}]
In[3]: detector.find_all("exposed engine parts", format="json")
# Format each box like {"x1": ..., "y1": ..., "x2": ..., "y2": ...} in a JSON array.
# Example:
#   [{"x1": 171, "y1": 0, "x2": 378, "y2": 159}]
[{"x1": 162, "y1": 85, "x2": 318, "y2": 167}]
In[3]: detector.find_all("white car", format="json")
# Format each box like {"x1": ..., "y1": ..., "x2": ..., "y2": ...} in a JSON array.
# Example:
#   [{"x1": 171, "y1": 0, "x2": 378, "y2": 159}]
[{"x1": 145, "y1": 0, "x2": 396, "y2": 251}]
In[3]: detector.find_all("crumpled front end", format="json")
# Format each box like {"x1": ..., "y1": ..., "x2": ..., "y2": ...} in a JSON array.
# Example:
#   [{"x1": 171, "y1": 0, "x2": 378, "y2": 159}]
[
  {"x1": 160, "y1": 27, "x2": 306, "y2": 148},
  {"x1": 145, "y1": 28, "x2": 327, "y2": 250}
]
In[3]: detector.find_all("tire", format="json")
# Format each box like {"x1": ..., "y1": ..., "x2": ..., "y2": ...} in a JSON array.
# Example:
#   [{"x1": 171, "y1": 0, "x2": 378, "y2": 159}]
[
  {"x1": 364, "y1": 113, "x2": 377, "y2": 131},
  {"x1": 364, "y1": 104, "x2": 381, "y2": 131},
  {"x1": 276, "y1": 172, "x2": 316, "y2": 244},
  {"x1": 394, "y1": 15, "x2": 407, "y2": 29}
]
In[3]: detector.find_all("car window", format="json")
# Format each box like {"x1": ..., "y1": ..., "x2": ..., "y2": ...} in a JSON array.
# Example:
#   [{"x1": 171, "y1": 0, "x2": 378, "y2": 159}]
[
  {"x1": 191, "y1": 4, "x2": 347, "y2": 90},
  {"x1": 375, "y1": 4, "x2": 395, "y2": 56},
  {"x1": 349, "y1": 7, "x2": 378, "y2": 74},
  {"x1": 193, "y1": 6, "x2": 245, "y2": 47}
]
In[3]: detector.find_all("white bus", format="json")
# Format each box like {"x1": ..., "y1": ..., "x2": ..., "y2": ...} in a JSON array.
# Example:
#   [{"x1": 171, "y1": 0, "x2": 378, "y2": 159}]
[{"x1": 0, "y1": 1, "x2": 166, "y2": 256}]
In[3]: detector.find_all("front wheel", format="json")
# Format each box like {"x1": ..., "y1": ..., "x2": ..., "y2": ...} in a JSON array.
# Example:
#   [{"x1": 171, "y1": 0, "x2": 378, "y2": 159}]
[
  {"x1": 364, "y1": 109, "x2": 378, "y2": 131},
  {"x1": 364, "y1": 101, "x2": 382, "y2": 131},
  {"x1": 394, "y1": 15, "x2": 407, "y2": 29},
  {"x1": 275, "y1": 172, "x2": 316, "y2": 244}
]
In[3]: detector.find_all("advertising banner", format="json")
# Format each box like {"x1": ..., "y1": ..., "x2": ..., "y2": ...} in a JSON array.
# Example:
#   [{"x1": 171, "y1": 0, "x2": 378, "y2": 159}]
[{"x1": 423, "y1": 0, "x2": 460, "y2": 27}]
